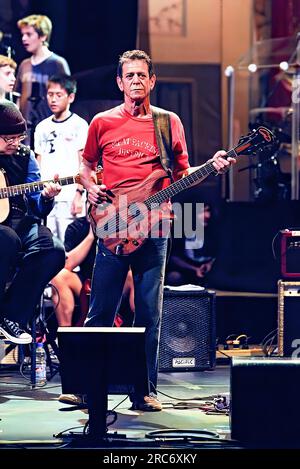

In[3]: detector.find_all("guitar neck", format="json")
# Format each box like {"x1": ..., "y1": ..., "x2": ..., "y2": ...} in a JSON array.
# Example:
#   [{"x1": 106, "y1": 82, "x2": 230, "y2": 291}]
[
  {"x1": 0, "y1": 175, "x2": 77, "y2": 200},
  {"x1": 145, "y1": 149, "x2": 237, "y2": 206}
]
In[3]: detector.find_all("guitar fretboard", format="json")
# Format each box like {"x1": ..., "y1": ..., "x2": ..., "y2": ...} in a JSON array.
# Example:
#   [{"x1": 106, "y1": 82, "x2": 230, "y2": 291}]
[
  {"x1": 0, "y1": 176, "x2": 77, "y2": 200},
  {"x1": 145, "y1": 149, "x2": 236, "y2": 207}
]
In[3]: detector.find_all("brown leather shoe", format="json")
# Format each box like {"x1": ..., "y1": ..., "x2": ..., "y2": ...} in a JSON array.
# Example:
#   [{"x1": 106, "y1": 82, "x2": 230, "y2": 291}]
[
  {"x1": 58, "y1": 394, "x2": 86, "y2": 405},
  {"x1": 130, "y1": 395, "x2": 162, "y2": 412}
]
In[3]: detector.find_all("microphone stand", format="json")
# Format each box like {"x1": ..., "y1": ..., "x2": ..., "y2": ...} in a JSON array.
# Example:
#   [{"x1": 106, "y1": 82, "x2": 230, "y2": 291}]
[
  {"x1": 224, "y1": 66, "x2": 235, "y2": 201},
  {"x1": 6, "y1": 45, "x2": 12, "y2": 102}
]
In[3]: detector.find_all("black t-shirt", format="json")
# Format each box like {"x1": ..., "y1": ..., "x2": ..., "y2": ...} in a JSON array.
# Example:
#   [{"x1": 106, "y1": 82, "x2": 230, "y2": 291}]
[{"x1": 64, "y1": 217, "x2": 96, "y2": 281}]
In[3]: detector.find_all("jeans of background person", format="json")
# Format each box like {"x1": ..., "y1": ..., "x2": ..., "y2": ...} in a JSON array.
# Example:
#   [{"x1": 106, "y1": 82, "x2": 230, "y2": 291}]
[
  {"x1": 0, "y1": 222, "x2": 65, "y2": 326},
  {"x1": 85, "y1": 237, "x2": 168, "y2": 395}
]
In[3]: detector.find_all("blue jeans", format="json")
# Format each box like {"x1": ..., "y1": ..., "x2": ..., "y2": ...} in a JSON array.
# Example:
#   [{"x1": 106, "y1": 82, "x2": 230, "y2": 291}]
[{"x1": 85, "y1": 237, "x2": 169, "y2": 394}]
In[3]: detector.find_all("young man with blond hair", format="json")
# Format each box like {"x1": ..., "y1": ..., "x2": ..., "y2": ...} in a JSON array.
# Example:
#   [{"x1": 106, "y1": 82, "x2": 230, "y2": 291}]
[{"x1": 15, "y1": 14, "x2": 70, "y2": 145}]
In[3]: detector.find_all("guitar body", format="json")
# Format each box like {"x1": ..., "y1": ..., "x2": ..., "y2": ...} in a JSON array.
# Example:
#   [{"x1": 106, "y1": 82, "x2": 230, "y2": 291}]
[
  {"x1": 0, "y1": 170, "x2": 10, "y2": 223},
  {"x1": 89, "y1": 125, "x2": 276, "y2": 256},
  {"x1": 90, "y1": 168, "x2": 171, "y2": 255}
]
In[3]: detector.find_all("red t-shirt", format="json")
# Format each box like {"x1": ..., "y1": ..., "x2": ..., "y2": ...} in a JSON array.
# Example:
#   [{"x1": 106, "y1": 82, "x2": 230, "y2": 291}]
[{"x1": 82, "y1": 104, "x2": 189, "y2": 190}]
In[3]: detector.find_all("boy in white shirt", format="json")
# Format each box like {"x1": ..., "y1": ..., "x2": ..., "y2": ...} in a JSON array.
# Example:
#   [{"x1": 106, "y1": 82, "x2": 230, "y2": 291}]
[{"x1": 34, "y1": 74, "x2": 88, "y2": 240}]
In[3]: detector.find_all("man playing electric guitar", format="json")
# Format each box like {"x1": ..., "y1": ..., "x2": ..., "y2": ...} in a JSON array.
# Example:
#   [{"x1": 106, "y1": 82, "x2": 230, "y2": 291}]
[
  {"x1": 0, "y1": 101, "x2": 65, "y2": 344},
  {"x1": 79, "y1": 50, "x2": 235, "y2": 412}
]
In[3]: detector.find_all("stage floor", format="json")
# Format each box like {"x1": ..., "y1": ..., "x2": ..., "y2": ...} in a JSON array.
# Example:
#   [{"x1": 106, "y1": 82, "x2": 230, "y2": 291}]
[{"x1": 0, "y1": 362, "x2": 232, "y2": 449}]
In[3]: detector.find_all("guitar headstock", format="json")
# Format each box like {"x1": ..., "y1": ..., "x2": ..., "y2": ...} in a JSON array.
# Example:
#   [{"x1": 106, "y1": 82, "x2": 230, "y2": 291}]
[{"x1": 234, "y1": 126, "x2": 276, "y2": 157}]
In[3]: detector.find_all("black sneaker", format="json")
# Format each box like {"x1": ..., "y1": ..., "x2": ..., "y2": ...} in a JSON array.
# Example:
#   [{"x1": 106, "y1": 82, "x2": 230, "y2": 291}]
[{"x1": 0, "y1": 318, "x2": 32, "y2": 344}]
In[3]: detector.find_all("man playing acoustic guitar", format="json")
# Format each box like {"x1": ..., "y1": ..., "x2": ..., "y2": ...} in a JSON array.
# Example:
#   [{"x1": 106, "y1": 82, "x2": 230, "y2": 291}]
[
  {"x1": 0, "y1": 100, "x2": 65, "y2": 344},
  {"x1": 79, "y1": 50, "x2": 235, "y2": 411}
]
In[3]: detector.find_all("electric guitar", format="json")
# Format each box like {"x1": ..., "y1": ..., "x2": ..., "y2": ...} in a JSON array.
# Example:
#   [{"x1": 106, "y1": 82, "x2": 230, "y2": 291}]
[
  {"x1": 0, "y1": 168, "x2": 103, "y2": 223},
  {"x1": 89, "y1": 126, "x2": 276, "y2": 255}
]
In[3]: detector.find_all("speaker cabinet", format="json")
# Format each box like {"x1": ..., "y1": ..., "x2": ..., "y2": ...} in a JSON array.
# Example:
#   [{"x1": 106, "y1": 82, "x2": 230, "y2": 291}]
[
  {"x1": 0, "y1": 342, "x2": 18, "y2": 364},
  {"x1": 278, "y1": 280, "x2": 300, "y2": 357},
  {"x1": 280, "y1": 229, "x2": 300, "y2": 278},
  {"x1": 159, "y1": 288, "x2": 216, "y2": 372},
  {"x1": 231, "y1": 357, "x2": 300, "y2": 448}
]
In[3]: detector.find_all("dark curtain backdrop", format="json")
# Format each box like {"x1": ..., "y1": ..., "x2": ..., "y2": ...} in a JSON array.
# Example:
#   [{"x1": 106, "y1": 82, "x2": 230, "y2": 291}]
[
  {"x1": 271, "y1": 0, "x2": 300, "y2": 38},
  {"x1": 65, "y1": 0, "x2": 138, "y2": 72},
  {"x1": 206, "y1": 201, "x2": 300, "y2": 293},
  {"x1": 5, "y1": 0, "x2": 138, "y2": 73}
]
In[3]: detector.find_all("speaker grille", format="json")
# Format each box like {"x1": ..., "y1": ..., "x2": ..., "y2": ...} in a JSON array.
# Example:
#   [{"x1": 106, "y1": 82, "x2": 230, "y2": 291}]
[{"x1": 159, "y1": 289, "x2": 216, "y2": 371}]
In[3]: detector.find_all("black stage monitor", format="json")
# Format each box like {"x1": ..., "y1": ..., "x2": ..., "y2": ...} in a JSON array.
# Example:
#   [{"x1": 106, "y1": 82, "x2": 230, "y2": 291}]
[{"x1": 57, "y1": 327, "x2": 149, "y2": 437}]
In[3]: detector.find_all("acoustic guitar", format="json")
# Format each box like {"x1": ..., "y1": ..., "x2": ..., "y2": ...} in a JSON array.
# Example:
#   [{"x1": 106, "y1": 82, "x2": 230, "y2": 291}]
[{"x1": 0, "y1": 167, "x2": 103, "y2": 223}]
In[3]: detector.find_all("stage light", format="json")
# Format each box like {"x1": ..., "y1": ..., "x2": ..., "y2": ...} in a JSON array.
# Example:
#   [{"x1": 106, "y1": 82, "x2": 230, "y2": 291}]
[
  {"x1": 224, "y1": 65, "x2": 234, "y2": 77},
  {"x1": 279, "y1": 61, "x2": 289, "y2": 71},
  {"x1": 248, "y1": 63, "x2": 257, "y2": 73}
]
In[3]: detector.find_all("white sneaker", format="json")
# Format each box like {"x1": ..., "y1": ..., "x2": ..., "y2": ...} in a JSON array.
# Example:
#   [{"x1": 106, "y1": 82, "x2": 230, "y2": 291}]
[{"x1": 0, "y1": 318, "x2": 32, "y2": 344}]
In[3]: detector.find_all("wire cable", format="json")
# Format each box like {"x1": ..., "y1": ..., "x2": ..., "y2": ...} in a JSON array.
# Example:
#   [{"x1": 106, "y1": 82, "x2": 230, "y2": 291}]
[
  {"x1": 146, "y1": 428, "x2": 221, "y2": 442},
  {"x1": 217, "y1": 349, "x2": 232, "y2": 359},
  {"x1": 271, "y1": 230, "x2": 281, "y2": 260}
]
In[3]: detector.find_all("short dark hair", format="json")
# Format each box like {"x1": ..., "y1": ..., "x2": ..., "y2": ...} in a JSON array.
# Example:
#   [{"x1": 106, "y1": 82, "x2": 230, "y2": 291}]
[
  {"x1": 47, "y1": 74, "x2": 77, "y2": 95},
  {"x1": 117, "y1": 50, "x2": 154, "y2": 78}
]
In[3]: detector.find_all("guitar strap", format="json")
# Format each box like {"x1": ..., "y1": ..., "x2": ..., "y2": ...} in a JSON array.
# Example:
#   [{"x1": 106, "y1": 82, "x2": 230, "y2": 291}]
[
  {"x1": 151, "y1": 107, "x2": 174, "y2": 261},
  {"x1": 151, "y1": 106, "x2": 174, "y2": 182}
]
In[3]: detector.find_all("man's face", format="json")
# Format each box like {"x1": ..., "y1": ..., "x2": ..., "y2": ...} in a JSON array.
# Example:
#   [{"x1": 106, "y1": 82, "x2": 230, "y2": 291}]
[
  {"x1": 197, "y1": 204, "x2": 211, "y2": 227},
  {"x1": 0, "y1": 65, "x2": 16, "y2": 93},
  {"x1": 0, "y1": 134, "x2": 26, "y2": 154},
  {"x1": 20, "y1": 25, "x2": 46, "y2": 54},
  {"x1": 117, "y1": 59, "x2": 156, "y2": 103},
  {"x1": 46, "y1": 82, "x2": 74, "y2": 115}
]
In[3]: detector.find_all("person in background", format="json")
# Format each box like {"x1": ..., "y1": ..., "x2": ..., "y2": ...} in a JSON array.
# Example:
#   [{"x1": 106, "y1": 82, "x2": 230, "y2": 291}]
[
  {"x1": 0, "y1": 100, "x2": 65, "y2": 344},
  {"x1": 15, "y1": 14, "x2": 70, "y2": 146},
  {"x1": 79, "y1": 49, "x2": 235, "y2": 412},
  {"x1": 52, "y1": 215, "x2": 135, "y2": 408},
  {"x1": 34, "y1": 74, "x2": 88, "y2": 240},
  {"x1": 51, "y1": 217, "x2": 96, "y2": 327},
  {"x1": 51, "y1": 216, "x2": 135, "y2": 328},
  {"x1": 0, "y1": 54, "x2": 16, "y2": 100},
  {"x1": 166, "y1": 203, "x2": 216, "y2": 286}
]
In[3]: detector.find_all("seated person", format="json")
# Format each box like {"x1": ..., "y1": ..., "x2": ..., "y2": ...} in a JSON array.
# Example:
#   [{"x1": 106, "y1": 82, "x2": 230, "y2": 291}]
[
  {"x1": 0, "y1": 100, "x2": 65, "y2": 344},
  {"x1": 51, "y1": 216, "x2": 96, "y2": 327},
  {"x1": 51, "y1": 216, "x2": 134, "y2": 327},
  {"x1": 166, "y1": 203, "x2": 216, "y2": 286},
  {"x1": 52, "y1": 215, "x2": 134, "y2": 405}
]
